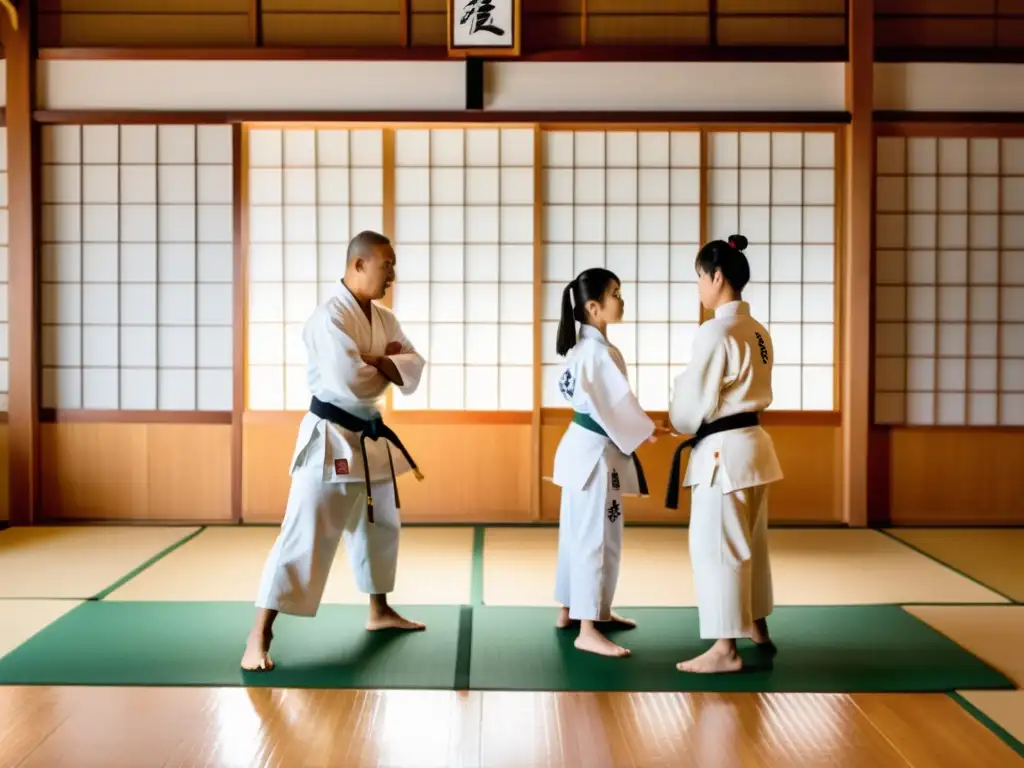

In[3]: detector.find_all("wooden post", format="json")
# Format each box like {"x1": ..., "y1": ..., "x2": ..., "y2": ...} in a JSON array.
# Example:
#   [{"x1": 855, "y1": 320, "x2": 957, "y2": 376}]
[
  {"x1": 3, "y1": 3, "x2": 40, "y2": 525},
  {"x1": 842, "y1": 0, "x2": 874, "y2": 527}
]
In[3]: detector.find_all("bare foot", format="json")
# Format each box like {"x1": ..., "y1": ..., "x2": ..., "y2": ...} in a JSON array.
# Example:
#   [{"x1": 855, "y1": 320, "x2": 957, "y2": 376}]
[
  {"x1": 575, "y1": 633, "x2": 631, "y2": 657},
  {"x1": 676, "y1": 644, "x2": 743, "y2": 674},
  {"x1": 575, "y1": 622, "x2": 631, "y2": 658},
  {"x1": 240, "y1": 630, "x2": 274, "y2": 672},
  {"x1": 367, "y1": 606, "x2": 426, "y2": 631},
  {"x1": 555, "y1": 607, "x2": 572, "y2": 629}
]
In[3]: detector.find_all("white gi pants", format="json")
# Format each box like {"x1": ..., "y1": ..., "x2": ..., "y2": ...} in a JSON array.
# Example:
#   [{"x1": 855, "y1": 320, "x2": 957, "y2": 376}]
[
  {"x1": 255, "y1": 475, "x2": 400, "y2": 617},
  {"x1": 554, "y1": 464, "x2": 624, "y2": 622},
  {"x1": 688, "y1": 481, "x2": 773, "y2": 639}
]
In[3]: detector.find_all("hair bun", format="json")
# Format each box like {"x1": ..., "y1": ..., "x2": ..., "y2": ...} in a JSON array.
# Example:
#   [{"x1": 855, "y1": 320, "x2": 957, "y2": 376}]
[{"x1": 727, "y1": 234, "x2": 748, "y2": 252}]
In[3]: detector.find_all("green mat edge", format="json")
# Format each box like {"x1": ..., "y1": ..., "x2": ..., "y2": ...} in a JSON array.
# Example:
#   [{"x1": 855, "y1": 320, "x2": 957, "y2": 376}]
[
  {"x1": 470, "y1": 526, "x2": 485, "y2": 606},
  {"x1": 896, "y1": 605, "x2": 1019, "y2": 689},
  {"x1": 879, "y1": 528, "x2": 1021, "y2": 605},
  {"x1": 0, "y1": 526, "x2": 209, "y2": 602},
  {"x1": 455, "y1": 605, "x2": 473, "y2": 690},
  {"x1": 948, "y1": 692, "x2": 1024, "y2": 760},
  {"x1": 92, "y1": 526, "x2": 208, "y2": 600}
]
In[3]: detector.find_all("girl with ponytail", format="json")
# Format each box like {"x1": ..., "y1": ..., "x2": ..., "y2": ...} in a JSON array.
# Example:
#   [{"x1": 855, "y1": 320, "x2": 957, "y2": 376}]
[{"x1": 549, "y1": 267, "x2": 667, "y2": 658}]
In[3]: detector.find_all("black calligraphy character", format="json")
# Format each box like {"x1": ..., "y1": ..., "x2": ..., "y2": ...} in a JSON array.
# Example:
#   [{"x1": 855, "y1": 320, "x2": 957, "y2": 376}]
[
  {"x1": 459, "y1": 0, "x2": 506, "y2": 37},
  {"x1": 606, "y1": 500, "x2": 621, "y2": 523}
]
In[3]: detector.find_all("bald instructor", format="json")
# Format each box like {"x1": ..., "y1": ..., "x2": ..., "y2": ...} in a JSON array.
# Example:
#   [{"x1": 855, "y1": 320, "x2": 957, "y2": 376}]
[{"x1": 242, "y1": 231, "x2": 427, "y2": 672}]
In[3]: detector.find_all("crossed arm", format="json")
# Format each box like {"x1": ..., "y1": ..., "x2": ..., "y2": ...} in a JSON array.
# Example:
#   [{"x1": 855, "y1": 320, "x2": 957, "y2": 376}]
[
  {"x1": 361, "y1": 342, "x2": 405, "y2": 386},
  {"x1": 320, "y1": 312, "x2": 425, "y2": 400}
]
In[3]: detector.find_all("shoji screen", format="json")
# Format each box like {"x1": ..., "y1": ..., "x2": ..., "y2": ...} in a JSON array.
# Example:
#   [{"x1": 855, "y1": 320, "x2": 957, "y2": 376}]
[
  {"x1": 246, "y1": 127, "x2": 385, "y2": 410},
  {"x1": 706, "y1": 130, "x2": 838, "y2": 411},
  {"x1": 874, "y1": 135, "x2": 1024, "y2": 426},
  {"x1": 0, "y1": 127, "x2": 7, "y2": 412},
  {"x1": 389, "y1": 127, "x2": 535, "y2": 411},
  {"x1": 540, "y1": 130, "x2": 703, "y2": 411},
  {"x1": 40, "y1": 124, "x2": 234, "y2": 411}
]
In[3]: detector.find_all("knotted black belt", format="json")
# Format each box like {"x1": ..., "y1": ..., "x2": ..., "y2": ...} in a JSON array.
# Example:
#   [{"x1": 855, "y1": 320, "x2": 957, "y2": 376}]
[
  {"x1": 309, "y1": 396, "x2": 423, "y2": 523},
  {"x1": 665, "y1": 411, "x2": 761, "y2": 510},
  {"x1": 571, "y1": 411, "x2": 649, "y2": 496}
]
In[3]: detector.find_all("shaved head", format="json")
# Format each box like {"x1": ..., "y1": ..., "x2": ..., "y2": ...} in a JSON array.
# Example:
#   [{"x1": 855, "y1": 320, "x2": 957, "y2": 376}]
[
  {"x1": 346, "y1": 230, "x2": 392, "y2": 268},
  {"x1": 343, "y1": 230, "x2": 396, "y2": 302}
]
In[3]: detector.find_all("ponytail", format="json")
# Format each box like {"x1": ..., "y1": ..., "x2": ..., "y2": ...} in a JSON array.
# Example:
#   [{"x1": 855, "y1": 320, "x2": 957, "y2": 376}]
[
  {"x1": 553, "y1": 267, "x2": 622, "y2": 357},
  {"x1": 555, "y1": 281, "x2": 577, "y2": 357}
]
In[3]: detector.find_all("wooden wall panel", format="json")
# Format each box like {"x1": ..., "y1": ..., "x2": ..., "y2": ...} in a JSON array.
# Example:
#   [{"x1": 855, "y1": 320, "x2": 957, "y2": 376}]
[
  {"x1": 410, "y1": 0, "x2": 446, "y2": 47},
  {"x1": 32, "y1": 0, "x2": 855, "y2": 52},
  {"x1": 32, "y1": 418, "x2": 836, "y2": 524},
  {"x1": 586, "y1": 0, "x2": 708, "y2": 46},
  {"x1": 875, "y1": 0, "x2": 1024, "y2": 52},
  {"x1": 40, "y1": 424, "x2": 232, "y2": 521},
  {"x1": 38, "y1": 0, "x2": 252, "y2": 47},
  {"x1": 717, "y1": 0, "x2": 846, "y2": 47},
  {"x1": 261, "y1": 0, "x2": 405, "y2": 46},
  {"x1": 242, "y1": 416, "x2": 533, "y2": 523},
  {"x1": 717, "y1": 17, "x2": 845, "y2": 46},
  {"x1": 588, "y1": 15, "x2": 708, "y2": 46},
  {"x1": 518, "y1": 0, "x2": 845, "y2": 51},
  {"x1": 522, "y1": 0, "x2": 583, "y2": 51},
  {"x1": 541, "y1": 424, "x2": 842, "y2": 523},
  {"x1": 33, "y1": 0, "x2": 854, "y2": 51},
  {"x1": 888, "y1": 429, "x2": 1024, "y2": 525},
  {"x1": 241, "y1": 413, "x2": 302, "y2": 523}
]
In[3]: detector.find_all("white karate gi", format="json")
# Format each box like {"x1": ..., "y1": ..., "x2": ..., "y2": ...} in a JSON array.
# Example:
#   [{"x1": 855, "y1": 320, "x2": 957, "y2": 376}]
[
  {"x1": 551, "y1": 325, "x2": 655, "y2": 621},
  {"x1": 255, "y1": 281, "x2": 425, "y2": 617},
  {"x1": 669, "y1": 300, "x2": 783, "y2": 639}
]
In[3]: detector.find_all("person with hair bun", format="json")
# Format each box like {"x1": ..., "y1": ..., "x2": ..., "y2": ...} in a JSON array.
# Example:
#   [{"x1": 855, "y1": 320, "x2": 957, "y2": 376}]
[
  {"x1": 667, "y1": 234, "x2": 784, "y2": 674},
  {"x1": 549, "y1": 268, "x2": 668, "y2": 657}
]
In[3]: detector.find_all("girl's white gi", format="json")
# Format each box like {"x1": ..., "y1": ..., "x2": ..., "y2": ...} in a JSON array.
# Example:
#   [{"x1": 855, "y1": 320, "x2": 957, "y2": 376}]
[{"x1": 551, "y1": 325, "x2": 655, "y2": 621}]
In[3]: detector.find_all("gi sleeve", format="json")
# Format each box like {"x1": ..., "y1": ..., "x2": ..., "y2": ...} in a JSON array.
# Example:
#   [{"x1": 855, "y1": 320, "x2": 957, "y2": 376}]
[
  {"x1": 581, "y1": 349, "x2": 655, "y2": 456},
  {"x1": 317, "y1": 311, "x2": 390, "y2": 401},
  {"x1": 669, "y1": 324, "x2": 728, "y2": 435},
  {"x1": 385, "y1": 315, "x2": 426, "y2": 397}
]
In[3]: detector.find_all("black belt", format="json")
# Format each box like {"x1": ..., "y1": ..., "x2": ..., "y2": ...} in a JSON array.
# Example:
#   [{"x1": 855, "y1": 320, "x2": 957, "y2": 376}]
[
  {"x1": 309, "y1": 396, "x2": 423, "y2": 523},
  {"x1": 571, "y1": 412, "x2": 649, "y2": 496},
  {"x1": 665, "y1": 411, "x2": 761, "y2": 510}
]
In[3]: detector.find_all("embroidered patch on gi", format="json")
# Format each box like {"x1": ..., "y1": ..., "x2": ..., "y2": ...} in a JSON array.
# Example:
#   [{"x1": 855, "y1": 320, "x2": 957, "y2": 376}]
[
  {"x1": 334, "y1": 458, "x2": 350, "y2": 475},
  {"x1": 607, "y1": 500, "x2": 621, "y2": 523},
  {"x1": 558, "y1": 369, "x2": 575, "y2": 400},
  {"x1": 610, "y1": 469, "x2": 620, "y2": 490}
]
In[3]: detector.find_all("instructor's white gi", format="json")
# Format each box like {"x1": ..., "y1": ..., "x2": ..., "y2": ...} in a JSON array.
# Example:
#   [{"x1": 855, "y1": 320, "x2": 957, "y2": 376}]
[
  {"x1": 669, "y1": 300, "x2": 783, "y2": 639},
  {"x1": 551, "y1": 325, "x2": 655, "y2": 621},
  {"x1": 255, "y1": 281, "x2": 425, "y2": 617}
]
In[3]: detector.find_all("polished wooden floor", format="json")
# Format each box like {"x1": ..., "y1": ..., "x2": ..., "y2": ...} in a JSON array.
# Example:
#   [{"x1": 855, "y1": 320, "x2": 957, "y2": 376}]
[{"x1": 0, "y1": 687, "x2": 1020, "y2": 767}]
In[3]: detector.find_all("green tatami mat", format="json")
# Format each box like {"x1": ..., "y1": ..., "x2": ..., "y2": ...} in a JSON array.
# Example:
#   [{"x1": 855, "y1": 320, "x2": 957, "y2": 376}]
[
  {"x1": 0, "y1": 602, "x2": 463, "y2": 690},
  {"x1": 469, "y1": 606, "x2": 1016, "y2": 693}
]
